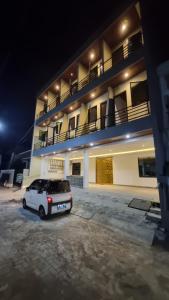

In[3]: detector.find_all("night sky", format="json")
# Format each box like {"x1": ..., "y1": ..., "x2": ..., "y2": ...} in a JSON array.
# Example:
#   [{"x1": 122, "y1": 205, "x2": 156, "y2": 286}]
[{"x1": 0, "y1": 0, "x2": 168, "y2": 156}]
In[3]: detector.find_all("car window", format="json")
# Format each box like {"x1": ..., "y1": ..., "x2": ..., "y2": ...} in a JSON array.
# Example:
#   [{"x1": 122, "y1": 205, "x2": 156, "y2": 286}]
[
  {"x1": 47, "y1": 180, "x2": 70, "y2": 194},
  {"x1": 29, "y1": 180, "x2": 43, "y2": 190}
]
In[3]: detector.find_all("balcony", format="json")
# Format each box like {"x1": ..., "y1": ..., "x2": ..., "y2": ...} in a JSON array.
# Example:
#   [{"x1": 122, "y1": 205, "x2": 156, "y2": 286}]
[
  {"x1": 34, "y1": 101, "x2": 150, "y2": 152},
  {"x1": 36, "y1": 32, "x2": 144, "y2": 121}
]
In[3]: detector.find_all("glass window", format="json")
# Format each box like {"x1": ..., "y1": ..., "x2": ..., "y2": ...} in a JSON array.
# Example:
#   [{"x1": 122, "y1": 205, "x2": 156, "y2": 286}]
[
  {"x1": 130, "y1": 80, "x2": 149, "y2": 107},
  {"x1": 88, "y1": 106, "x2": 97, "y2": 123},
  {"x1": 90, "y1": 66, "x2": 98, "y2": 81},
  {"x1": 76, "y1": 114, "x2": 80, "y2": 128},
  {"x1": 138, "y1": 158, "x2": 156, "y2": 178},
  {"x1": 47, "y1": 180, "x2": 71, "y2": 194},
  {"x1": 72, "y1": 163, "x2": 81, "y2": 175}
]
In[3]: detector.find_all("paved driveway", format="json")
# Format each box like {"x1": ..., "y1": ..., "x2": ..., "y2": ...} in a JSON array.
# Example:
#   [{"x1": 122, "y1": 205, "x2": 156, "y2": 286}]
[{"x1": 0, "y1": 187, "x2": 169, "y2": 300}]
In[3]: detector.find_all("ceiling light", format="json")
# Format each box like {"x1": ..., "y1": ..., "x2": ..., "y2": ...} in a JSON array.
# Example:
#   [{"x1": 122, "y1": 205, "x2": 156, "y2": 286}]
[
  {"x1": 44, "y1": 95, "x2": 48, "y2": 100},
  {"x1": 68, "y1": 148, "x2": 72, "y2": 151},
  {"x1": 90, "y1": 92, "x2": 95, "y2": 98},
  {"x1": 90, "y1": 143, "x2": 94, "y2": 146},
  {"x1": 70, "y1": 73, "x2": 74, "y2": 77},
  {"x1": 70, "y1": 106, "x2": 73, "y2": 110},
  {"x1": 126, "y1": 134, "x2": 130, "y2": 139},
  {"x1": 121, "y1": 20, "x2": 128, "y2": 32},
  {"x1": 124, "y1": 72, "x2": 129, "y2": 78},
  {"x1": 90, "y1": 52, "x2": 95, "y2": 60},
  {"x1": 43, "y1": 123, "x2": 46, "y2": 126},
  {"x1": 54, "y1": 115, "x2": 58, "y2": 119},
  {"x1": 55, "y1": 85, "x2": 60, "y2": 90}
]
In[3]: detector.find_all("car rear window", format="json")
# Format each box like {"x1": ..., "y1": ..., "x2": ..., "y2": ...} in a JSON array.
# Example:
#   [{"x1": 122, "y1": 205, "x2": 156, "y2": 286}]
[{"x1": 47, "y1": 180, "x2": 70, "y2": 194}]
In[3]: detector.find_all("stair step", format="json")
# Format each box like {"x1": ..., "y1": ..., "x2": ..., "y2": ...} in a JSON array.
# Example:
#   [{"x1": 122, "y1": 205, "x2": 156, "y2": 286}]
[
  {"x1": 146, "y1": 212, "x2": 161, "y2": 223},
  {"x1": 149, "y1": 207, "x2": 161, "y2": 215}
]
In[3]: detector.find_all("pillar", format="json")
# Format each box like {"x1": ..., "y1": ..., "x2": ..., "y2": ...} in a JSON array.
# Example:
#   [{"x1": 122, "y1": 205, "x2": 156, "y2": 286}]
[
  {"x1": 64, "y1": 153, "x2": 69, "y2": 180},
  {"x1": 83, "y1": 149, "x2": 89, "y2": 188}
]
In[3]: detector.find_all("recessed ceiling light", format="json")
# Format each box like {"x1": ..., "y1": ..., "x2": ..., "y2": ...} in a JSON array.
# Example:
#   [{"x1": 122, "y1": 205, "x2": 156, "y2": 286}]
[
  {"x1": 70, "y1": 73, "x2": 74, "y2": 77},
  {"x1": 68, "y1": 148, "x2": 72, "y2": 151},
  {"x1": 44, "y1": 95, "x2": 48, "y2": 100},
  {"x1": 55, "y1": 85, "x2": 60, "y2": 90},
  {"x1": 90, "y1": 52, "x2": 95, "y2": 60},
  {"x1": 70, "y1": 106, "x2": 73, "y2": 110},
  {"x1": 54, "y1": 115, "x2": 58, "y2": 119},
  {"x1": 53, "y1": 151, "x2": 56, "y2": 154},
  {"x1": 126, "y1": 134, "x2": 130, "y2": 139},
  {"x1": 43, "y1": 123, "x2": 46, "y2": 126},
  {"x1": 91, "y1": 92, "x2": 95, "y2": 98},
  {"x1": 90, "y1": 143, "x2": 94, "y2": 146},
  {"x1": 121, "y1": 20, "x2": 128, "y2": 32},
  {"x1": 124, "y1": 72, "x2": 129, "y2": 78}
]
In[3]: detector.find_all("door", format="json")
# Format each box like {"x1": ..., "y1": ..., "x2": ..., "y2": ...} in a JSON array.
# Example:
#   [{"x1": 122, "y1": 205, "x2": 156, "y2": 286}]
[
  {"x1": 114, "y1": 91, "x2": 128, "y2": 125},
  {"x1": 100, "y1": 102, "x2": 107, "y2": 129},
  {"x1": 29, "y1": 180, "x2": 43, "y2": 209},
  {"x1": 96, "y1": 157, "x2": 113, "y2": 184}
]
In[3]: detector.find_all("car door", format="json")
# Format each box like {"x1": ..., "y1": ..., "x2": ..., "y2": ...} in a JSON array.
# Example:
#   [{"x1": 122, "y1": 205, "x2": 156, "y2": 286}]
[
  {"x1": 28, "y1": 180, "x2": 39, "y2": 209},
  {"x1": 30, "y1": 180, "x2": 42, "y2": 210},
  {"x1": 33, "y1": 180, "x2": 47, "y2": 211}
]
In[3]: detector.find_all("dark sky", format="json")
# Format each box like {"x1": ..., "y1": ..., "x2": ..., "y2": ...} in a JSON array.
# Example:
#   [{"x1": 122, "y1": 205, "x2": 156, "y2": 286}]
[{"x1": 0, "y1": 0, "x2": 168, "y2": 156}]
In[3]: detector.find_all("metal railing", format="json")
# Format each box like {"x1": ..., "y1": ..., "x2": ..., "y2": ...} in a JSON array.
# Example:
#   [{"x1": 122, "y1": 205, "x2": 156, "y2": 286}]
[
  {"x1": 36, "y1": 32, "x2": 143, "y2": 119},
  {"x1": 34, "y1": 101, "x2": 150, "y2": 150}
]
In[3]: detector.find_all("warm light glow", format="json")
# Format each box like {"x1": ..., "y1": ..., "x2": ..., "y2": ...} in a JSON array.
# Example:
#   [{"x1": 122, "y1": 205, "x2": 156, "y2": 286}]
[
  {"x1": 90, "y1": 92, "x2": 95, "y2": 98},
  {"x1": 90, "y1": 143, "x2": 94, "y2": 146},
  {"x1": 89, "y1": 52, "x2": 95, "y2": 60},
  {"x1": 70, "y1": 106, "x2": 73, "y2": 110},
  {"x1": 44, "y1": 95, "x2": 48, "y2": 100},
  {"x1": 124, "y1": 72, "x2": 129, "y2": 78},
  {"x1": 54, "y1": 115, "x2": 58, "y2": 119},
  {"x1": 68, "y1": 148, "x2": 72, "y2": 151},
  {"x1": 126, "y1": 134, "x2": 130, "y2": 139},
  {"x1": 69, "y1": 147, "x2": 155, "y2": 160},
  {"x1": 55, "y1": 84, "x2": 60, "y2": 90},
  {"x1": 121, "y1": 20, "x2": 128, "y2": 32},
  {"x1": 70, "y1": 73, "x2": 74, "y2": 77},
  {"x1": 53, "y1": 151, "x2": 56, "y2": 154},
  {"x1": 43, "y1": 123, "x2": 46, "y2": 126}
]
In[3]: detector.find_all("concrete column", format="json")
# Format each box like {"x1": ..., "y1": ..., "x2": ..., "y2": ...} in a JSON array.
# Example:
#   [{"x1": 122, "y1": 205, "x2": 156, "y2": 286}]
[
  {"x1": 83, "y1": 149, "x2": 89, "y2": 188},
  {"x1": 64, "y1": 153, "x2": 69, "y2": 180},
  {"x1": 60, "y1": 79, "x2": 70, "y2": 102}
]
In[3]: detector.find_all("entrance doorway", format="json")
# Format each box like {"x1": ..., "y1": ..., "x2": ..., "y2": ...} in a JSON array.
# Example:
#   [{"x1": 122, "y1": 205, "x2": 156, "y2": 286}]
[
  {"x1": 96, "y1": 157, "x2": 113, "y2": 184},
  {"x1": 100, "y1": 101, "x2": 107, "y2": 129}
]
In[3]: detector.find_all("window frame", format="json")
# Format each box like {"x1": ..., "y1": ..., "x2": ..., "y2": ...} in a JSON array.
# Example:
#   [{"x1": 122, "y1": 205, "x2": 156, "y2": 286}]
[
  {"x1": 138, "y1": 157, "x2": 156, "y2": 178},
  {"x1": 88, "y1": 106, "x2": 97, "y2": 123}
]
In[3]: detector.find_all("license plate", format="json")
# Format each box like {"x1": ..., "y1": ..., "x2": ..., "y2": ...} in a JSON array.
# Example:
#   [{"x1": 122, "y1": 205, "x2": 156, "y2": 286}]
[{"x1": 57, "y1": 204, "x2": 67, "y2": 210}]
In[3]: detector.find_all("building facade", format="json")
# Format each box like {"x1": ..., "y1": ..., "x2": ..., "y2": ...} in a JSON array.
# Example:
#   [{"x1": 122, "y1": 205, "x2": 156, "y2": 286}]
[{"x1": 29, "y1": 0, "x2": 157, "y2": 189}]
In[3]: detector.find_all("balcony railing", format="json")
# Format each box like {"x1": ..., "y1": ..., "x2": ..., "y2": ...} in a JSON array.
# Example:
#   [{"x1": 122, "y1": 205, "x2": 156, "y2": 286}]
[
  {"x1": 34, "y1": 101, "x2": 150, "y2": 150},
  {"x1": 36, "y1": 32, "x2": 143, "y2": 119}
]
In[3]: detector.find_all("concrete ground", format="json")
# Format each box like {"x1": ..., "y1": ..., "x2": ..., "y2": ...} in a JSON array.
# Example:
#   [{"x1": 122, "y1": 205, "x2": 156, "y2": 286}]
[{"x1": 1, "y1": 186, "x2": 169, "y2": 300}]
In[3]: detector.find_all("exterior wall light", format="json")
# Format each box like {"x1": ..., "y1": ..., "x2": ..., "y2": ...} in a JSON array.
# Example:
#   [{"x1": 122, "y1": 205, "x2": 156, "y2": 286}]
[
  {"x1": 44, "y1": 95, "x2": 48, "y2": 100},
  {"x1": 126, "y1": 134, "x2": 130, "y2": 138},
  {"x1": 91, "y1": 92, "x2": 95, "y2": 98},
  {"x1": 54, "y1": 115, "x2": 58, "y2": 119},
  {"x1": 43, "y1": 123, "x2": 46, "y2": 126},
  {"x1": 70, "y1": 106, "x2": 73, "y2": 110},
  {"x1": 90, "y1": 143, "x2": 94, "y2": 146},
  {"x1": 121, "y1": 20, "x2": 128, "y2": 32},
  {"x1": 68, "y1": 148, "x2": 72, "y2": 151}
]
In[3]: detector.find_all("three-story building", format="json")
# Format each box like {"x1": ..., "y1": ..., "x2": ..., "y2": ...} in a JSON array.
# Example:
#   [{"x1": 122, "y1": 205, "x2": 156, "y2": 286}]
[{"x1": 28, "y1": 0, "x2": 157, "y2": 189}]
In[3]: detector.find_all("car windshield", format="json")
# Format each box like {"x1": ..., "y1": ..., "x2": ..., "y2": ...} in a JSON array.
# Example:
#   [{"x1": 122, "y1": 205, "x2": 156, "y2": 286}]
[{"x1": 47, "y1": 180, "x2": 70, "y2": 194}]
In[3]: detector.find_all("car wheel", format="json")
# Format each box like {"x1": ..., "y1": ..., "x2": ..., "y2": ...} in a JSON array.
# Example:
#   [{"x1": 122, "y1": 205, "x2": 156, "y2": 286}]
[
  {"x1": 23, "y1": 199, "x2": 27, "y2": 209},
  {"x1": 39, "y1": 206, "x2": 46, "y2": 220},
  {"x1": 66, "y1": 209, "x2": 71, "y2": 214}
]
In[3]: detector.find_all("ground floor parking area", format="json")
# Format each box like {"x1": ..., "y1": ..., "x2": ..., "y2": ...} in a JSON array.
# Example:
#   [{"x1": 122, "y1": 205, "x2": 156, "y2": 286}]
[{"x1": 0, "y1": 186, "x2": 169, "y2": 300}]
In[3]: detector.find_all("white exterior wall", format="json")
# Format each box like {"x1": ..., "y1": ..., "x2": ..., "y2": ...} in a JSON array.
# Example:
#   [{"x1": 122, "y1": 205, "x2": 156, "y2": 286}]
[
  {"x1": 89, "y1": 157, "x2": 96, "y2": 183},
  {"x1": 113, "y1": 151, "x2": 157, "y2": 188},
  {"x1": 40, "y1": 158, "x2": 64, "y2": 179}
]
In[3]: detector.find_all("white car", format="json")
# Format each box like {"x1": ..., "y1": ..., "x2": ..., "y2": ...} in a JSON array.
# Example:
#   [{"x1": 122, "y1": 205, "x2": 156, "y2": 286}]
[{"x1": 23, "y1": 179, "x2": 72, "y2": 219}]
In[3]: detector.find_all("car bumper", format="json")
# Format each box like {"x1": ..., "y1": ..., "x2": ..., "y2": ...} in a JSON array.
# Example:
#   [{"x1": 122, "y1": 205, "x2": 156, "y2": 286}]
[{"x1": 48, "y1": 198, "x2": 72, "y2": 215}]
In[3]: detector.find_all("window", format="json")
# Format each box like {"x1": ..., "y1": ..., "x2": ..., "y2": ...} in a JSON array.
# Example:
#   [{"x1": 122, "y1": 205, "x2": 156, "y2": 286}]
[
  {"x1": 71, "y1": 81, "x2": 78, "y2": 95},
  {"x1": 29, "y1": 179, "x2": 47, "y2": 190},
  {"x1": 138, "y1": 158, "x2": 156, "y2": 178},
  {"x1": 55, "y1": 122, "x2": 62, "y2": 134},
  {"x1": 88, "y1": 106, "x2": 97, "y2": 123},
  {"x1": 39, "y1": 130, "x2": 47, "y2": 141},
  {"x1": 72, "y1": 163, "x2": 81, "y2": 175},
  {"x1": 69, "y1": 117, "x2": 75, "y2": 130},
  {"x1": 130, "y1": 80, "x2": 149, "y2": 107},
  {"x1": 47, "y1": 180, "x2": 70, "y2": 194}
]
